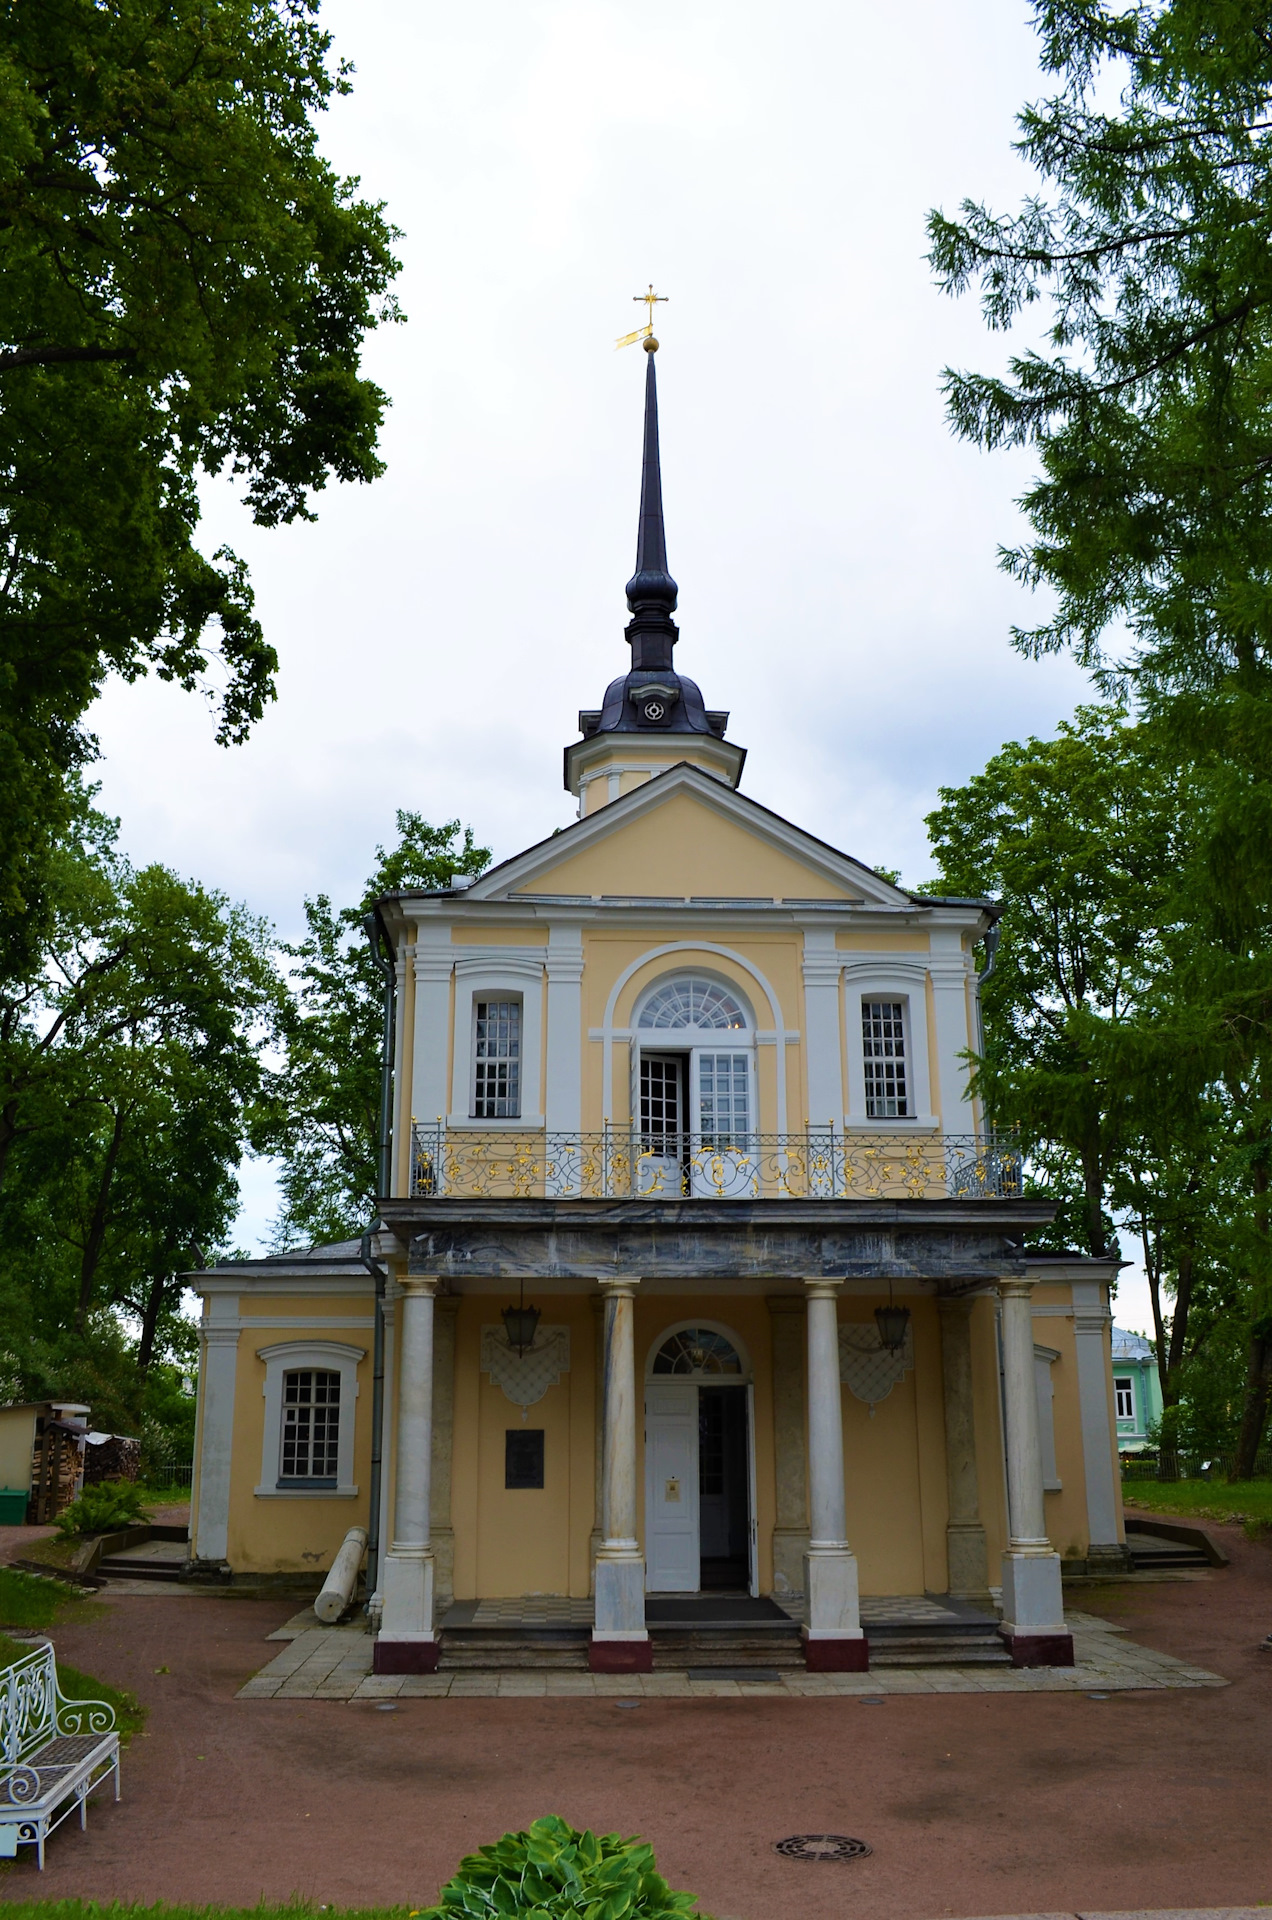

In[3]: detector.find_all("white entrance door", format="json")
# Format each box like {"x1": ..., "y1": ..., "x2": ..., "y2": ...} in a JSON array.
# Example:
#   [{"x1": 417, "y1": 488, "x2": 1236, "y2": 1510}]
[{"x1": 644, "y1": 1380, "x2": 699, "y2": 1591}]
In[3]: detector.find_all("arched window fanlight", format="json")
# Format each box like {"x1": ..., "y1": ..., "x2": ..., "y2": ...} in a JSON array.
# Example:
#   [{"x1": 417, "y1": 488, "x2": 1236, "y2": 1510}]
[
  {"x1": 652, "y1": 1328, "x2": 743, "y2": 1376},
  {"x1": 637, "y1": 977, "x2": 748, "y2": 1032}
]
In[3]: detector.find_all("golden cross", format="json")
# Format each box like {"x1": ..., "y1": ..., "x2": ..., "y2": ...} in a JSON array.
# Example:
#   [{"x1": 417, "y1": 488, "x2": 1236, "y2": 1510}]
[{"x1": 615, "y1": 283, "x2": 668, "y2": 350}]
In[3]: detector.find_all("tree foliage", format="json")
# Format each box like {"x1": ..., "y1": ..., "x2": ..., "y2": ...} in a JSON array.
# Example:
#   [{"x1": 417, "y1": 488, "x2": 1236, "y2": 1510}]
[
  {"x1": 255, "y1": 813, "x2": 490, "y2": 1248},
  {"x1": 0, "y1": 0, "x2": 402, "y2": 983}
]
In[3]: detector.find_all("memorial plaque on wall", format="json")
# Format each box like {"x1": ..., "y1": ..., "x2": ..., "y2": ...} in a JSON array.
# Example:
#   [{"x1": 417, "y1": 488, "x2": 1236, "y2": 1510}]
[{"x1": 505, "y1": 1428, "x2": 545, "y2": 1489}]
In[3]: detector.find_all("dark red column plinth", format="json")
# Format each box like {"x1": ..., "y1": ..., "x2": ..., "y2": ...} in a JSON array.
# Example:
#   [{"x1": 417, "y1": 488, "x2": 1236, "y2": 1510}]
[
  {"x1": 1001, "y1": 1629, "x2": 1074, "y2": 1668},
  {"x1": 802, "y1": 1631, "x2": 870, "y2": 1672},
  {"x1": 373, "y1": 1638, "x2": 441, "y2": 1674},
  {"x1": 589, "y1": 1637, "x2": 654, "y2": 1674}
]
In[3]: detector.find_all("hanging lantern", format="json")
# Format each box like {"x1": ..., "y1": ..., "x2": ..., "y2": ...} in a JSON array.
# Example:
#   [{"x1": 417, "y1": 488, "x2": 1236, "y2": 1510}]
[
  {"x1": 874, "y1": 1302, "x2": 911, "y2": 1353},
  {"x1": 502, "y1": 1278, "x2": 541, "y2": 1356}
]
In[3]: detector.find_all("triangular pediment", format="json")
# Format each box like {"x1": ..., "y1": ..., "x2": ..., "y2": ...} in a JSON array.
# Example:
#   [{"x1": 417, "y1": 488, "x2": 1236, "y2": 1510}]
[{"x1": 465, "y1": 765, "x2": 911, "y2": 907}]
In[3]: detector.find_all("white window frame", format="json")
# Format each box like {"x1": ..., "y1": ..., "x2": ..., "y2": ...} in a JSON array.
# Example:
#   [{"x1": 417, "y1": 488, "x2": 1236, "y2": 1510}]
[
  {"x1": 632, "y1": 974, "x2": 756, "y2": 1140},
  {"x1": 255, "y1": 1340, "x2": 364, "y2": 1498},
  {"x1": 841, "y1": 961, "x2": 935, "y2": 1127},
  {"x1": 1114, "y1": 1375, "x2": 1136, "y2": 1423},
  {"x1": 471, "y1": 993, "x2": 524, "y2": 1121},
  {"x1": 449, "y1": 958, "x2": 544, "y2": 1127}
]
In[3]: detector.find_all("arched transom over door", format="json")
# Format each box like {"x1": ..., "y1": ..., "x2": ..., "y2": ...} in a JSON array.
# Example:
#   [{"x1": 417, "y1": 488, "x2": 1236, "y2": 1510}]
[
  {"x1": 633, "y1": 975, "x2": 756, "y2": 1196},
  {"x1": 644, "y1": 1324, "x2": 756, "y2": 1596}
]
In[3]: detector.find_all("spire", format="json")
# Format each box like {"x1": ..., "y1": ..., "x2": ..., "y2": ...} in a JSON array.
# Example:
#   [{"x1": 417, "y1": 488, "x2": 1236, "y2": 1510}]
[{"x1": 624, "y1": 343, "x2": 679, "y2": 670}]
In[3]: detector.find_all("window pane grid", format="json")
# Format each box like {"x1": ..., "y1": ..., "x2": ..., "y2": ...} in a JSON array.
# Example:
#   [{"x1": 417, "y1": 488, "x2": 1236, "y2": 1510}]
[
  {"x1": 1114, "y1": 1378, "x2": 1135, "y2": 1420},
  {"x1": 698, "y1": 1052, "x2": 750, "y2": 1146},
  {"x1": 281, "y1": 1369, "x2": 340, "y2": 1481},
  {"x1": 474, "y1": 998, "x2": 521, "y2": 1118},
  {"x1": 862, "y1": 1000, "x2": 908, "y2": 1118},
  {"x1": 638, "y1": 977, "x2": 747, "y2": 1031}
]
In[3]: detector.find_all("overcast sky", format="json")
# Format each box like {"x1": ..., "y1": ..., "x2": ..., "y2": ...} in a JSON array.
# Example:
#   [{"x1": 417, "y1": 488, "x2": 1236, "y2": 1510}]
[{"x1": 87, "y1": 1, "x2": 1152, "y2": 1327}]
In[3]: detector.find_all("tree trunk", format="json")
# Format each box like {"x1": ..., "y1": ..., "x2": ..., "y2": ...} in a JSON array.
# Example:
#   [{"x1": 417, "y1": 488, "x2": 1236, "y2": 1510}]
[
  {"x1": 1080, "y1": 1136, "x2": 1106, "y2": 1257},
  {"x1": 1232, "y1": 1323, "x2": 1272, "y2": 1479},
  {"x1": 74, "y1": 1105, "x2": 125, "y2": 1335},
  {"x1": 137, "y1": 1269, "x2": 172, "y2": 1374}
]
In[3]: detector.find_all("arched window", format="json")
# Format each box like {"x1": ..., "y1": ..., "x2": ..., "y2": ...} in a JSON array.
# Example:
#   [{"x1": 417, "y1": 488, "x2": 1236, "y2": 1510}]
[
  {"x1": 637, "y1": 976, "x2": 749, "y2": 1031},
  {"x1": 652, "y1": 1328, "x2": 744, "y2": 1376}
]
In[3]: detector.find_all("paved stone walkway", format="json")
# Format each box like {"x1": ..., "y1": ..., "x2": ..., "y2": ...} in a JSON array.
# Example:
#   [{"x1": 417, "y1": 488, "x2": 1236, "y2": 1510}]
[{"x1": 238, "y1": 1606, "x2": 1226, "y2": 1700}]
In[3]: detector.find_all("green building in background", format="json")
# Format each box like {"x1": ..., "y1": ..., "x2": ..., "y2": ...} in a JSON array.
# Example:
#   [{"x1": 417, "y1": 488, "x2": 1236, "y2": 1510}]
[{"x1": 1111, "y1": 1327, "x2": 1162, "y2": 1452}]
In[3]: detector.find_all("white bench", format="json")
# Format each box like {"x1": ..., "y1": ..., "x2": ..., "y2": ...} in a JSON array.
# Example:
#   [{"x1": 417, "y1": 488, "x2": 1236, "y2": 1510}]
[{"x1": 0, "y1": 1640, "x2": 120, "y2": 1868}]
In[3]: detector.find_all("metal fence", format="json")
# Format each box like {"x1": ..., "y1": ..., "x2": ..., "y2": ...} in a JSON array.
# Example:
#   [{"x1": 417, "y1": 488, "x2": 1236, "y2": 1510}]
[
  {"x1": 1121, "y1": 1450, "x2": 1272, "y2": 1483},
  {"x1": 409, "y1": 1126, "x2": 1025, "y2": 1202},
  {"x1": 141, "y1": 1462, "x2": 193, "y2": 1492}
]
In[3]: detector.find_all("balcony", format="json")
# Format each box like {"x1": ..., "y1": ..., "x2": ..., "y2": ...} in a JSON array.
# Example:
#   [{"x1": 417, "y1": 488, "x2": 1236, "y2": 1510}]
[{"x1": 408, "y1": 1125, "x2": 1023, "y2": 1202}]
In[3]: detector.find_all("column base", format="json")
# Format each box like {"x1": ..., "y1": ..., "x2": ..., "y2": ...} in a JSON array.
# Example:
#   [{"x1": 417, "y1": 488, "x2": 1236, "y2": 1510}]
[
  {"x1": 589, "y1": 1636, "x2": 653, "y2": 1673},
  {"x1": 1000, "y1": 1548, "x2": 1065, "y2": 1634},
  {"x1": 373, "y1": 1637, "x2": 440, "y2": 1674},
  {"x1": 803, "y1": 1547, "x2": 861, "y2": 1634},
  {"x1": 999, "y1": 1628, "x2": 1074, "y2": 1668},
  {"x1": 801, "y1": 1628, "x2": 869, "y2": 1671},
  {"x1": 946, "y1": 1520, "x2": 989, "y2": 1596},
  {"x1": 379, "y1": 1544, "x2": 436, "y2": 1640},
  {"x1": 593, "y1": 1553, "x2": 645, "y2": 1635},
  {"x1": 1082, "y1": 1541, "x2": 1133, "y2": 1575}
]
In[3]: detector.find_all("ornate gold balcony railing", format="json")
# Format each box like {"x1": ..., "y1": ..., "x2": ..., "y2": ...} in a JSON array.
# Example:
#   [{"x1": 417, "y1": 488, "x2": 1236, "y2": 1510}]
[{"x1": 408, "y1": 1126, "x2": 1024, "y2": 1202}]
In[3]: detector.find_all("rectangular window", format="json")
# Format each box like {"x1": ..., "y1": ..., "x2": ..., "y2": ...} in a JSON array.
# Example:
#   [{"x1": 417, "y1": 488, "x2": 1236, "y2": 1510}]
[
  {"x1": 862, "y1": 1000, "x2": 909, "y2": 1117},
  {"x1": 1115, "y1": 1377, "x2": 1135, "y2": 1421},
  {"x1": 505, "y1": 1428, "x2": 545, "y2": 1489},
  {"x1": 280, "y1": 1369, "x2": 340, "y2": 1485},
  {"x1": 640, "y1": 1053, "x2": 684, "y2": 1145},
  {"x1": 697, "y1": 1052, "x2": 750, "y2": 1146},
  {"x1": 473, "y1": 998, "x2": 521, "y2": 1118}
]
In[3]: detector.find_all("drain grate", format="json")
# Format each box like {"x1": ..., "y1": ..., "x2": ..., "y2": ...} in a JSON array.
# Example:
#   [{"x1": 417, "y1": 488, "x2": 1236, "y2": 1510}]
[{"x1": 774, "y1": 1834, "x2": 872, "y2": 1863}]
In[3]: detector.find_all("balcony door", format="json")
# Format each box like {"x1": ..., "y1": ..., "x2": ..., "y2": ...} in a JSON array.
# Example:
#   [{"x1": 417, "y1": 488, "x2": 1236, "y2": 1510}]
[{"x1": 637, "y1": 1047, "x2": 755, "y2": 1196}]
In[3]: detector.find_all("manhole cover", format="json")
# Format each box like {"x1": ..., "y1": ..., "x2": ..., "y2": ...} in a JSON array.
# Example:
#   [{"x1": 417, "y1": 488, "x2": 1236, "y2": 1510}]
[{"x1": 774, "y1": 1834, "x2": 872, "y2": 1863}]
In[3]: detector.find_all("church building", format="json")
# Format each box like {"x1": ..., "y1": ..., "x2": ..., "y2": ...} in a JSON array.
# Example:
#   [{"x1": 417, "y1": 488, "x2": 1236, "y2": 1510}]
[{"x1": 190, "y1": 332, "x2": 1129, "y2": 1677}]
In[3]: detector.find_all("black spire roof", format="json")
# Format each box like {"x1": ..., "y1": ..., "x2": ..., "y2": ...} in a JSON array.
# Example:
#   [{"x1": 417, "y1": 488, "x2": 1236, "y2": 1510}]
[{"x1": 578, "y1": 342, "x2": 728, "y2": 741}]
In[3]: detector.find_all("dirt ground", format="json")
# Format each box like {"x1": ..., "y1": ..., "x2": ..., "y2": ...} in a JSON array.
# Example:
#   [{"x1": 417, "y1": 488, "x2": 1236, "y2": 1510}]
[{"x1": 1, "y1": 1514, "x2": 1270, "y2": 1920}]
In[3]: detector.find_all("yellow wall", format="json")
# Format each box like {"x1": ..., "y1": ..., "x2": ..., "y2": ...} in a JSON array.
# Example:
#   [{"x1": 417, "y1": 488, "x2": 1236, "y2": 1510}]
[{"x1": 514, "y1": 792, "x2": 859, "y2": 901}]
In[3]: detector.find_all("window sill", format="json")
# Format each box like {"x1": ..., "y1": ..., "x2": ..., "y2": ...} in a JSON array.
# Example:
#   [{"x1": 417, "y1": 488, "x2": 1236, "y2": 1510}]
[
  {"x1": 255, "y1": 1484, "x2": 360, "y2": 1499},
  {"x1": 446, "y1": 1114, "x2": 545, "y2": 1129},
  {"x1": 842, "y1": 1115, "x2": 939, "y2": 1131}
]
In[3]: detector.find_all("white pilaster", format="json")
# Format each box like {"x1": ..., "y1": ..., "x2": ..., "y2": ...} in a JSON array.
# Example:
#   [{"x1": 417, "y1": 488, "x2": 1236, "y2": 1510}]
[
  {"x1": 592, "y1": 1277, "x2": 649, "y2": 1668},
  {"x1": 391, "y1": 953, "x2": 409, "y2": 1195},
  {"x1": 998, "y1": 1278, "x2": 1071, "y2": 1661},
  {"x1": 1071, "y1": 1279, "x2": 1126, "y2": 1566},
  {"x1": 802, "y1": 1278, "x2": 865, "y2": 1667},
  {"x1": 411, "y1": 928, "x2": 453, "y2": 1129},
  {"x1": 377, "y1": 1276, "x2": 440, "y2": 1670},
  {"x1": 545, "y1": 922, "x2": 585, "y2": 1138},
  {"x1": 801, "y1": 927, "x2": 843, "y2": 1128},
  {"x1": 193, "y1": 1306, "x2": 240, "y2": 1566},
  {"x1": 928, "y1": 931, "x2": 975, "y2": 1126}
]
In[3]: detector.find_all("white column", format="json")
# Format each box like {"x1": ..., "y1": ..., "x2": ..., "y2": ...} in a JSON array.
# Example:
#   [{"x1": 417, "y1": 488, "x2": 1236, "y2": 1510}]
[
  {"x1": 998, "y1": 1278, "x2": 1070, "y2": 1660},
  {"x1": 1071, "y1": 1278, "x2": 1127, "y2": 1569},
  {"x1": 801, "y1": 928, "x2": 843, "y2": 1129},
  {"x1": 376, "y1": 1276, "x2": 440, "y2": 1671},
  {"x1": 591, "y1": 1277, "x2": 650, "y2": 1669},
  {"x1": 802, "y1": 1278, "x2": 866, "y2": 1667},
  {"x1": 192, "y1": 1311, "x2": 239, "y2": 1567}
]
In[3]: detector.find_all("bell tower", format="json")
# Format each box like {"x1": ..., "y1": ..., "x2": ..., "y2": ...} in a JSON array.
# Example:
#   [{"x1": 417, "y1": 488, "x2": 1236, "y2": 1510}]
[{"x1": 564, "y1": 335, "x2": 746, "y2": 816}]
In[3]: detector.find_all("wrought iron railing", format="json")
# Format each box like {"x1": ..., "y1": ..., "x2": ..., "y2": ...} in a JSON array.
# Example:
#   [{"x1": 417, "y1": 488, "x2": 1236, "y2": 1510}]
[{"x1": 408, "y1": 1126, "x2": 1023, "y2": 1201}]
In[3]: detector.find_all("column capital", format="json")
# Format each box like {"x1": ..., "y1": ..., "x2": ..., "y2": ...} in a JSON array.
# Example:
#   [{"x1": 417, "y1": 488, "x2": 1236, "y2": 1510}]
[
  {"x1": 997, "y1": 1276, "x2": 1037, "y2": 1302},
  {"x1": 803, "y1": 1276, "x2": 843, "y2": 1301},
  {"x1": 596, "y1": 1275, "x2": 641, "y2": 1298},
  {"x1": 398, "y1": 1274, "x2": 440, "y2": 1299}
]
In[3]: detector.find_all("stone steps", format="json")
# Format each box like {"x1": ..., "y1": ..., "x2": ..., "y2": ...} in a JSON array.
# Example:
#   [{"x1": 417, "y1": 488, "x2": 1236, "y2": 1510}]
[
  {"x1": 868, "y1": 1632, "x2": 1010, "y2": 1668},
  {"x1": 98, "y1": 1554, "x2": 188, "y2": 1582}
]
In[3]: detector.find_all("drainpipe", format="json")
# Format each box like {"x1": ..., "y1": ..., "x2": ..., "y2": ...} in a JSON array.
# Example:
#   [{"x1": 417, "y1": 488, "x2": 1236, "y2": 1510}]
[
  {"x1": 974, "y1": 912, "x2": 1002, "y2": 1061},
  {"x1": 361, "y1": 908, "x2": 397, "y2": 1602}
]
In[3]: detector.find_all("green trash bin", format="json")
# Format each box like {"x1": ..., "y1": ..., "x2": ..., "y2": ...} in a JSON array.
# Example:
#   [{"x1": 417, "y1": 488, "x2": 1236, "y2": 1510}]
[{"x1": 0, "y1": 1488, "x2": 30, "y2": 1523}]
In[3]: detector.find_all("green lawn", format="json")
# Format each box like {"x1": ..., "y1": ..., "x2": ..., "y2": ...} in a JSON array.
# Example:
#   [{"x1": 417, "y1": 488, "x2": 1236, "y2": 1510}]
[
  {"x1": 0, "y1": 1564, "x2": 101, "y2": 1630},
  {"x1": 1122, "y1": 1475, "x2": 1272, "y2": 1532},
  {"x1": 0, "y1": 1630, "x2": 146, "y2": 1743}
]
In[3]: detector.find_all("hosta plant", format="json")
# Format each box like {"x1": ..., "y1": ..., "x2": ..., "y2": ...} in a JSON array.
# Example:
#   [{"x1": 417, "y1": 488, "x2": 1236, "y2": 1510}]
[
  {"x1": 54, "y1": 1480, "x2": 152, "y2": 1538},
  {"x1": 418, "y1": 1815, "x2": 699, "y2": 1920}
]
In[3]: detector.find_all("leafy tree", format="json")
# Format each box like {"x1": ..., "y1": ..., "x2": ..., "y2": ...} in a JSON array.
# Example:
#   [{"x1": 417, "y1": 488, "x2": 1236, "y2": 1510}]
[
  {"x1": 928, "y1": 0, "x2": 1272, "y2": 1474},
  {"x1": 0, "y1": 790, "x2": 277, "y2": 1425},
  {"x1": 0, "y1": 0, "x2": 402, "y2": 983},
  {"x1": 925, "y1": 705, "x2": 1179, "y2": 1255},
  {"x1": 256, "y1": 813, "x2": 490, "y2": 1247}
]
